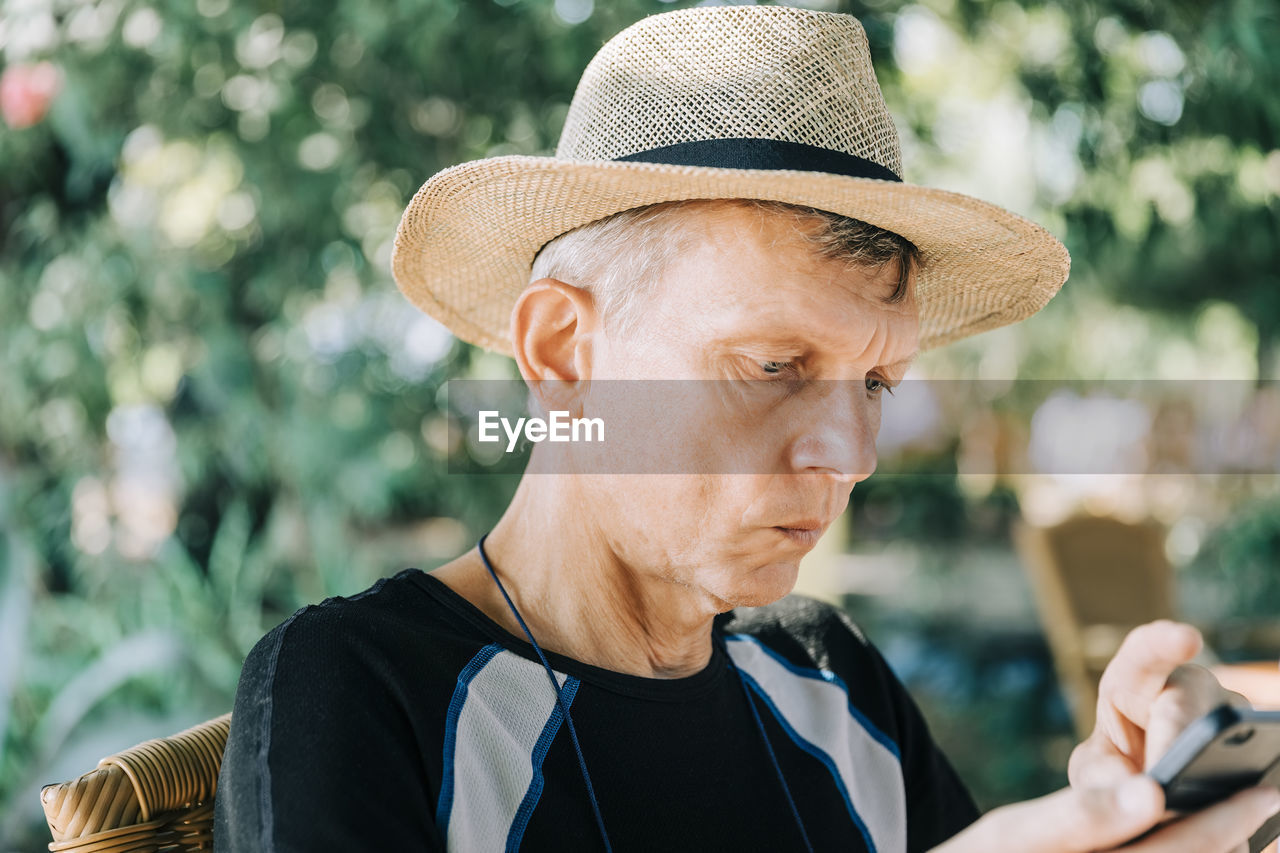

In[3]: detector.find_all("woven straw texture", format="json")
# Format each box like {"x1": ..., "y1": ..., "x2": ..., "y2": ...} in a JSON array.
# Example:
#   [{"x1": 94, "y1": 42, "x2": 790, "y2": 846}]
[
  {"x1": 555, "y1": 4, "x2": 901, "y2": 173},
  {"x1": 39, "y1": 713, "x2": 231, "y2": 852},
  {"x1": 390, "y1": 5, "x2": 1070, "y2": 355}
]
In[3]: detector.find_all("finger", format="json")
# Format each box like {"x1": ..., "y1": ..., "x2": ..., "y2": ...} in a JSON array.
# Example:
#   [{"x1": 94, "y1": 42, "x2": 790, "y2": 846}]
[
  {"x1": 1125, "y1": 785, "x2": 1280, "y2": 853},
  {"x1": 1098, "y1": 621, "x2": 1203, "y2": 733},
  {"x1": 1144, "y1": 665, "x2": 1235, "y2": 771},
  {"x1": 938, "y1": 775, "x2": 1164, "y2": 853},
  {"x1": 1069, "y1": 735, "x2": 1141, "y2": 788}
]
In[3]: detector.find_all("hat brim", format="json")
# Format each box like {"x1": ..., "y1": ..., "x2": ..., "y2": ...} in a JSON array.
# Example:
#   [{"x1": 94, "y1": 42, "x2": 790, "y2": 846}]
[{"x1": 390, "y1": 155, "x2": 1070, "y2": 355}]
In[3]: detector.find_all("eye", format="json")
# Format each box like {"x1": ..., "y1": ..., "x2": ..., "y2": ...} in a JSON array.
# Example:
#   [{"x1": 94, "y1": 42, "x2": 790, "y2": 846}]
[
  {"x1": 865, "y1": 376, "x2": 895, "y2": 397},
  {"x1": 760, "y1": 360, "x2": 795, "y2": 376}
]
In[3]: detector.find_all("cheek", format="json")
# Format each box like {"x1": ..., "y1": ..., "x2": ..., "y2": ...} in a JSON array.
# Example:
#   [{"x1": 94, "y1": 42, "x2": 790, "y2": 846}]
[
  {"x1": 656, "y1": 402, "x2": 773, "y2": 472},
  {"x1": 636, "y1": 476, "x2": 751, "y2": 538},
  {"x1": 591, "y1": 476, "x2": 709, "y2": 529}
]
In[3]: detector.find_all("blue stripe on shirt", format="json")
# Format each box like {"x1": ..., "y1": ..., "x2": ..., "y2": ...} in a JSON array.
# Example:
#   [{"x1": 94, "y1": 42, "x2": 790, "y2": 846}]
[
  {"x1": 726, "y1": 633, "x2": 901, "y2": 761},
  {"x1": 436, "y1": 642, "x2": 504, "y2": 835},
  {"x1": 506, "y1": 676, "x2": 582, "y2": 851}
]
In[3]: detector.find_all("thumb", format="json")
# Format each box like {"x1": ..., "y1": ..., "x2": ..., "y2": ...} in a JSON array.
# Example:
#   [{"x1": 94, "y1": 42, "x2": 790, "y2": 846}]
[{"x1": 935, "y1": 776, "x2": 1165, "y2": 853}]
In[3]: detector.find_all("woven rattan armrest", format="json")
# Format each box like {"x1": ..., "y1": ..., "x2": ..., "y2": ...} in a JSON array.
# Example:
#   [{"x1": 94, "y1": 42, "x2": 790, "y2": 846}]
[{"x1": 39, "y1": 712, "x2": 232, "y2": 853}]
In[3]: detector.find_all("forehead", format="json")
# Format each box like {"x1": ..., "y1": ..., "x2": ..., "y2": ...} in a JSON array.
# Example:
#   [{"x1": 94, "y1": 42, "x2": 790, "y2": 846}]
[{"x1": 641, "y1": 203, "x2": 919, "y2": 356}]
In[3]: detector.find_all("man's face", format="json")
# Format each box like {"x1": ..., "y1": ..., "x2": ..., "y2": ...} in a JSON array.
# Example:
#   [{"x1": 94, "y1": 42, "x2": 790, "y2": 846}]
[{"x1": 566, "y1": 202, "x2": 920, "y2": 611}]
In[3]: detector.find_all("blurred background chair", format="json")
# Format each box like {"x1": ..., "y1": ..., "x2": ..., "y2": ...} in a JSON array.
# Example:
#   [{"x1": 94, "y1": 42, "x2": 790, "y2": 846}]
[
  {"x1": 1016, "y1": 510, "x2": 1280, "y2": 739},
  {"x1": 39, "y1": 713, "x2": 230, "y2": 852},
  {"x1": 1014, "y1": 514, "x2": 1178, "y2": 738}
]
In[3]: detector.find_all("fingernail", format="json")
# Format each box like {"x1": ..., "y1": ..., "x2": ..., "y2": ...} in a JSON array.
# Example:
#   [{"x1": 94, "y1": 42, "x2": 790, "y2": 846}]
[{"x1": 1118, "y1": 777, "x2": 1160, "y2": 816}]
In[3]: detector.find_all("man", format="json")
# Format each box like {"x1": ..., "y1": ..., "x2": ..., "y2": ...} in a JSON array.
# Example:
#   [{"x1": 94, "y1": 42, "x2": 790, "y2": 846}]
[{"x1": 213, "y1": 5, "x2": 1279, "y2": 851}]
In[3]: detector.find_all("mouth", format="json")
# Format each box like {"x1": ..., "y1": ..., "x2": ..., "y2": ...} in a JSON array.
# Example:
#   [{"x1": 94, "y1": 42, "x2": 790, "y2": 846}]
[{"x1": 772, "y1": 522, "x2": 824, "y2": 548}]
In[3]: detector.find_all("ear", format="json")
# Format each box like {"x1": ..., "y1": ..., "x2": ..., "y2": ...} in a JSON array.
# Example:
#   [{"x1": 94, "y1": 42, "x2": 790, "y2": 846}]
[{"x1": 509, "y1": 277, "x2": 598, "y2": 411}]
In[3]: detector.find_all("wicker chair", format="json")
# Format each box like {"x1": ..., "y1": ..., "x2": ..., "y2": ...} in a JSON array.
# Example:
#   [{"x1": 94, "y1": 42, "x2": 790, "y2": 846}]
[
  {"x1": 1014, "y1": 514, "x2": 1175, "y2": 738},
  {"x1": 39, "y1": 713, "x2": 231, "y2": 852}
]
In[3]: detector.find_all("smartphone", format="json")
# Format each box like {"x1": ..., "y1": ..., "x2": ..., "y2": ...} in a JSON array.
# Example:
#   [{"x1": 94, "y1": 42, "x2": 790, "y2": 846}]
[{"x1": 1148, "y1": 704, "x2": 1280, "y2": 853}]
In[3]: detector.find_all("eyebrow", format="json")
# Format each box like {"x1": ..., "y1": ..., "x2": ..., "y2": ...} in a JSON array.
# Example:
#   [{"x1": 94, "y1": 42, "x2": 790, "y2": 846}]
[
  {"x1": 712, "y1": 332, "x2": 810, "y2": 350},
  {"x1": 709, "y1": 329, "x2": 920, "y2": 377},
  {"x1": 881, "y1": 353, "x2": 918, "y2": 382}
]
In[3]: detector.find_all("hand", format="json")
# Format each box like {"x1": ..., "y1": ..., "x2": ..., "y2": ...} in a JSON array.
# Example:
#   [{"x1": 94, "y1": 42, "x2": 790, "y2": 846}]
[
  {"x1": 931, "y1": 775, "x2": 1280, "y2": 853},
  {"x1": 1069, "y1": 621, "x2": 1248, "y2": 787}
]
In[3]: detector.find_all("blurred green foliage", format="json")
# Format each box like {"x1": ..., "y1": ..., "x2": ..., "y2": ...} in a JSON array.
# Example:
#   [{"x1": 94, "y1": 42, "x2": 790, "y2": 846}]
[
  {"x1": 1190, "y1": 495, "x2": 1280, "y2": 623},
  {"x1": 2, "y1": 0, "x2": 1279, "y2": 847}
]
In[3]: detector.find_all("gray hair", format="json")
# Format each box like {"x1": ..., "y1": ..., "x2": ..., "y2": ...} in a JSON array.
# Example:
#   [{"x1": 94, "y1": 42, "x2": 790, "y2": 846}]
[{"x1": 528, "y1": 198, "x2": 919, "y2": 339}]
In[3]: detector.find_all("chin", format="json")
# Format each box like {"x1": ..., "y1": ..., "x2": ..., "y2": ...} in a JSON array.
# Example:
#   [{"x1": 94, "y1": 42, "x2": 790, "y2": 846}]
[{"x1": 717, "y1": 560, "x2": 801, "y2": 610}]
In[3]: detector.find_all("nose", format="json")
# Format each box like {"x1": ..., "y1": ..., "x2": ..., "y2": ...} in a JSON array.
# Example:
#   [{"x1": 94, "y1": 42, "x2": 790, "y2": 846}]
[{"x1": 785, "y1": 380, "x2": 879, "y2": 484}]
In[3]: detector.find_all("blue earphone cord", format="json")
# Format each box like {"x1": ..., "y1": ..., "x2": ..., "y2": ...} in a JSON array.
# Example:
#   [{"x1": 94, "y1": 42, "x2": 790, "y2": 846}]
[{"x1": 475, "y1": 535, "x2": 814, "y2": 853}]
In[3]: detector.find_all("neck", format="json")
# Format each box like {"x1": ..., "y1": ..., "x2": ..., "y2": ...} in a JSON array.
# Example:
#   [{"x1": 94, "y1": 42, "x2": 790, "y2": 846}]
[{"x1": 460, "y1": 475, "x2": 721, "y2": 679}]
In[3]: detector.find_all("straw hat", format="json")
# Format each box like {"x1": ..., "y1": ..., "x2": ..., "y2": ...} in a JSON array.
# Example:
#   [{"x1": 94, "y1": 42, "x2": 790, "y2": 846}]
[{"x1": 390, "y1": 4, "x2": 1070, "y2": 354}]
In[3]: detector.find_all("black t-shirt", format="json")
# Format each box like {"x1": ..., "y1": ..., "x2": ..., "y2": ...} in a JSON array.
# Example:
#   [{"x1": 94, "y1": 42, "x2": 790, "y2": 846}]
[{"x1": 212, "y1": 568, "x2": 979, "y2": 851}]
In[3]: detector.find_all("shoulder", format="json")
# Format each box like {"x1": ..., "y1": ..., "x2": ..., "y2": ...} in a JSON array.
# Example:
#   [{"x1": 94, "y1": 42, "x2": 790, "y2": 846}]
[
  {"x1": 229, "y1": 567, "x2": 467, "y2": 730},
  {"x1": 721, "y1": 594, "x2": 983, "y2": 843},
  {"x1": 240, "y1": 568, "x2": 432, "y2": 673},
  {"x1": 216, "y1": 569, "x2": 446, "y2": 849},
  {"x1": 222, "y1": 568, "x2": 450, "y2": 794},
  {"x1": 717, "y1": 592, "x2": 872, "y2": 671},
  {"x1": 718, "y1": 593, "x2": 913, "y2": 754}
]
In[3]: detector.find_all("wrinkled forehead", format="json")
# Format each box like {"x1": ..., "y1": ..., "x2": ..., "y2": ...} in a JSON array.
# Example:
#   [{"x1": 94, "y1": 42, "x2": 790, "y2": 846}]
[{"x1": 649, "y1": 207, "x2": 917, "y2": 322}]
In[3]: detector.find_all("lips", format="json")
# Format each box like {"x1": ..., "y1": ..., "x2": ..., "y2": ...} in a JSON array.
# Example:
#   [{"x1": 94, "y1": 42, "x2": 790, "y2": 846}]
[
  {"x1": 774, "y1": 519, "x2": 824, "y2": 531},
  {"x1": 773, "y1": 525, "x2": 824, "y2": 547}
]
